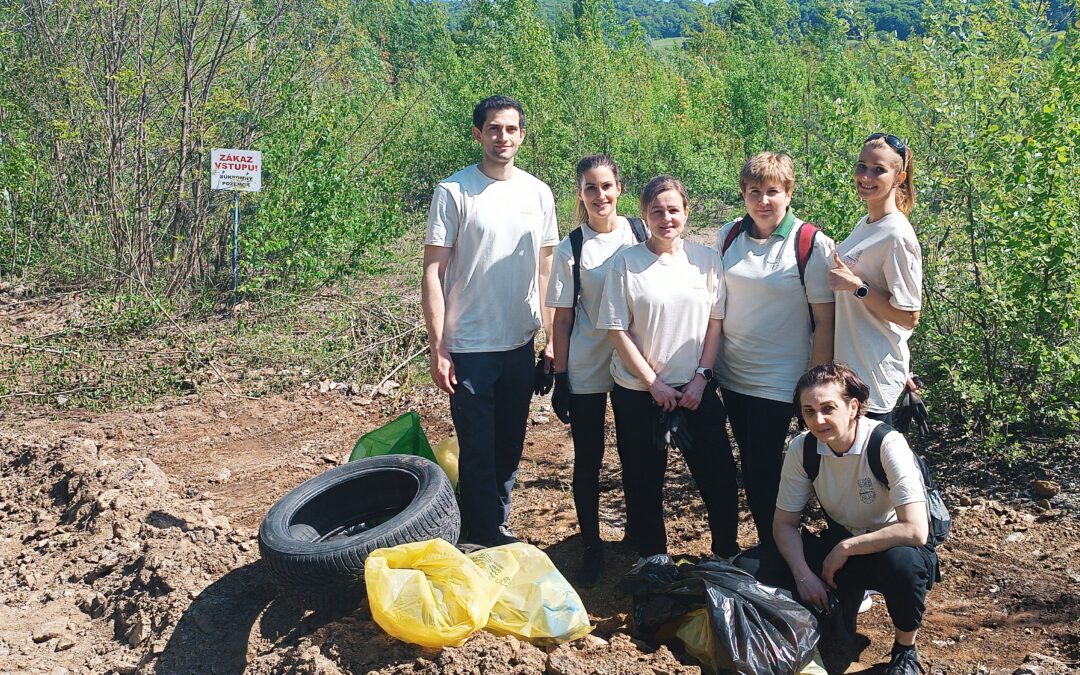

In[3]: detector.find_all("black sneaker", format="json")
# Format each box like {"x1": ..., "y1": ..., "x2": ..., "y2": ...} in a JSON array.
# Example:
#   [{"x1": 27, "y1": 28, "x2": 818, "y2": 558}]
[
  {"x1": 574, "y1": 544, "x2": 605, "y2": 588},
  {"x1": 886, "y1": 645, "x2": 925, "y2": 675}
]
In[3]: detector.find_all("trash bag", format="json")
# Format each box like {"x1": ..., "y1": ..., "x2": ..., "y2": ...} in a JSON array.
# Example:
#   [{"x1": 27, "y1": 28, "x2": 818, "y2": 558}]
[
  {"x1": 350, "y1": 411, "x2": 436, "y2": 463},
  {"x1": 432, "y1": 436, "x2": 460, "y2": 489},
  {"x1": 623, "y1": 555, "x2": 820, "y2": 675},
  {"x1": 468, "y1": 543, "x2": 592, "y2": 645},
  {"x1": 364, "y1": 538, "x2": 515, "y2": 648}
]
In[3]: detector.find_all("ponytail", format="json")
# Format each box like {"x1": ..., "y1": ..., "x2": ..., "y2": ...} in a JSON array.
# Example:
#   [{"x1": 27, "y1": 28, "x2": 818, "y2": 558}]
[{"x1": 896, "y1": 146, "x2": 916, "y2": 216}]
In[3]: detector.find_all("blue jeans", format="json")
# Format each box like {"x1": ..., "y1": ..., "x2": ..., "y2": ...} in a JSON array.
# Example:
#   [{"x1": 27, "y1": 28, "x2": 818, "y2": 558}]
[{"x1": 449, "y1": 340, "x2": 535, "y2": 543}]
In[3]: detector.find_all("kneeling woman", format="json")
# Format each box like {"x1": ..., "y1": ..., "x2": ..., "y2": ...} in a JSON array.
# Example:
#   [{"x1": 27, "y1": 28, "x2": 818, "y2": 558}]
[
  {"x1": 738, "y1": 362, "x2": 936, "y2": 674},
  {"x1": 596, "y1": 175, "x2": 740, "y2": 560}
]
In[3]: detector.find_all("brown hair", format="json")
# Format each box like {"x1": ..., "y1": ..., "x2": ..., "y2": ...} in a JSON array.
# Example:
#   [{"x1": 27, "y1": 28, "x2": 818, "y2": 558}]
[
  {"x1": 639, "y1": 174, "x2": 690, "y2": 219},
  {"x1": 864, "y1": 136, "x2": 917, "y2": 216},
  {"x1": 740, "y1": 151, "x2": 795, "y2": 194},
  {"x1": 793, "y1": 362, "x2": 870, "y2": 416},
  {"x1": 573, "y1": 154, "x2": 622, "y2": 226}
]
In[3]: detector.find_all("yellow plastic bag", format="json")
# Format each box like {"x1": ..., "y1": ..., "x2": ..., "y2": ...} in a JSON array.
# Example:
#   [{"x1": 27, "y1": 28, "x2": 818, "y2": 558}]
[
  {"x1": 364, "y1": 538, "x2": 516, "y2": 648},
  {"x1": 432, "y1": 437, "x2": 460, "y2": 489},
  {"x1": 469, "y1": 543, "x2": 593, "y2": 644}
]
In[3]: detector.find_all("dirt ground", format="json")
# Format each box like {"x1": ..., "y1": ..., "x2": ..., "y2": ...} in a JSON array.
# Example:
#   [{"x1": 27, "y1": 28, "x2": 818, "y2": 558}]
[
  {"x1": 2, "y1": 379, "x2": 1079, "y2": 675},
  {"x1": 2, "y1": 307, "x2": 1080, "y2": 675}
]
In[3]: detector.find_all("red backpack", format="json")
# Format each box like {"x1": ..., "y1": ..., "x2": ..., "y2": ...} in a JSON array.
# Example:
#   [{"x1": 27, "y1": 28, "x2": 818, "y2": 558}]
[{"x1": 721, "y1": 217, "x2": 821, "y2": 329}]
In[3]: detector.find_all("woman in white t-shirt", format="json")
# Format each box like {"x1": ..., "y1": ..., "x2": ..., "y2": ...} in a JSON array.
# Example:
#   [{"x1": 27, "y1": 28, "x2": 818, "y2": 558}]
[
  {"x1": 734, "y1": 362, "x2": 936, "y2": 675},
  {"x1": 829, "y1": 134, "x2": 922, "y2": 423},
  {"x1": 546, "y1": 154, "x2": 644, "y2": 588},
  {"x1": 597, "y1": 175, "x2": 740, "y2": 560},
  {"x1": 714, "y1": 151, "x2": 835, "y2": 547}
]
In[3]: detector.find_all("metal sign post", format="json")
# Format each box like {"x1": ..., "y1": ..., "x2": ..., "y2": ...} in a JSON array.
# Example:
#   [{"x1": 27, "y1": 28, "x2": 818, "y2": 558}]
[{"x1": 210, "y1": 148, "x2": 262, "y2": 312}]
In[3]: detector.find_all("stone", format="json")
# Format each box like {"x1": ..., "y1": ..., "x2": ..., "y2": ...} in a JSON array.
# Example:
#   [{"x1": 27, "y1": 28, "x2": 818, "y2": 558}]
[
  {"x1": 583, "y1": 634, "x2": 608, "y2": 647},
  {"x1": 531, "y1": 415, "x2": 551, "y2": 425},
  {"x1": 54, "y1": 634, "x2": 76, "y2": 652},
  {"x1": 126, "y1": 615, "x2": 149, "y2": 646},
  {"x1": 319, "y1": 380, "x2": 331, "y2": 394},
  {"x1": 1038, "y1": 499, "x2": 1053, "y2": 510},
  {"x1": 1005, "y1": 532, "x2": 1023, "y2": 543},
  {"x1": 959, "y1": 495, "x2": 974, "y2": 506},
  {"x1": 546, "y1": 647, "x2": 586, "y2": 675},
  {"x1": 321, "y1": 454, "x2": 338, "y2": 465},
  {"x1": 1013, "y1": 666, "x2": 1045, "y2": 675},
  {"x1": 1032, "y1": 480, "x2": 1061, "y2": 498},
  {"x1": 214, "y1": 468, "x2": 232, "y2": 483},
  {"x1": 32, "y1": 620, "x2": 68, "y2": 643}
]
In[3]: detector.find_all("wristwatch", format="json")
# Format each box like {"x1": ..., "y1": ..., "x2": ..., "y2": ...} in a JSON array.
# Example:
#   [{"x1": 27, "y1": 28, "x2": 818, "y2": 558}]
[
  {"x1": 695, "y1": 367, "x2": 713, "y2": 380},
  {"x1": 854, "y1": 282, "x2": 870, "y2": 299}
]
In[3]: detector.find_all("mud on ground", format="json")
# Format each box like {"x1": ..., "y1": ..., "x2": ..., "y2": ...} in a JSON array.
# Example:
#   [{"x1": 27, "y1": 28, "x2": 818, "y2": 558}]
[{"x1": 2, "y1": 376, "x2": 1079, "y2": 675}]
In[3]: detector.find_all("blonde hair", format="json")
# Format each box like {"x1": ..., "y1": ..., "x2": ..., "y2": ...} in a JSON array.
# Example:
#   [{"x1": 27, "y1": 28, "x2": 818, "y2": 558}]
[
  {"x1": 573, "y1": 154, "x2": 622, "y2": 226},
  {"x1": 639, "y1": 174, "x2": 690, "y2": 218},
  {"x1": 864, "y1": 137, "x2": 917, "y2": 216},
  {"x1": 740, "y1": 151, "x2": 795, "y2": 194}
]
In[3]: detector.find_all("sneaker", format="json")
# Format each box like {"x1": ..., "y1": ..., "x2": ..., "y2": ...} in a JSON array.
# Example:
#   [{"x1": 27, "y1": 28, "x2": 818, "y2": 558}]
[
  {"x1": 574, "y1": 544, "x2": 605, "y2": 588},
  {"x1": 886, "y1": 644, "x2": 925, "y2": 675},
  {"x1": 858, "y1": 591, "x2": 874, "y2": 614}
]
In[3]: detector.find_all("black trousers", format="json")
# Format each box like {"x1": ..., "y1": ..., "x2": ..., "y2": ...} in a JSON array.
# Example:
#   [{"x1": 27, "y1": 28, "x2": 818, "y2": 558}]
[
  {"x1": 449, "y1": 340, "x2": 535, "y2": 543},
  {"x1": 610, "y1": 383, "x2": 740, "y2": 558},
  {"x1": 734, "y1": 528, "x2": 937, "y2": 634},
  {"x1": 568, "y1": 392, "x2": 627, "y2": 546},
  {"x1": 721, "y1": 388, "x2": 794, "y2": 545}
]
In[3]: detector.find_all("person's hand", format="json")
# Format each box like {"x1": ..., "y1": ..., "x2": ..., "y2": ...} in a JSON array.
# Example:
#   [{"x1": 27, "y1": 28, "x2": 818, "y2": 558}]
[
  {"x1": 794, "y1": 571, "x2": 832, "y2": 613},
  {"x1": 649, "y1": 379, "x2": 681, "y2": 412},
  {"x1": 821, "y1": 540, "x2": 852, "y2": 589},
  {"x1": 533, "y1": 355, "x2": 554, "y2": 396},
  {"x1": 542, "y1": 341, "x2": 555, "y2": 370},
  {"x1": 828, "y1": 252, "x2": 863, "y2": 294},
  {"x1": 678, "y1": 374, "x2": 706, "y2": 411},
  {"x1": 552, "y1": 372, "x2": 571, "y2": 424},
  {"x1": 430, "y1": 348, "x2": 456, "y2": 395}
]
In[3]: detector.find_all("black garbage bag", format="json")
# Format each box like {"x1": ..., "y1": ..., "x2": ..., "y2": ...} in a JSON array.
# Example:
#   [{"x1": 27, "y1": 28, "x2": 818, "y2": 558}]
[{"x1": 623, "y1": 555, "x2": 820, "y2": 675}]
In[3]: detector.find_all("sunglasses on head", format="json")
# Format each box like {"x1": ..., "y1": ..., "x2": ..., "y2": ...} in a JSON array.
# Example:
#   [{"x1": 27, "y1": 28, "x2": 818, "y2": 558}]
[{"x1": 865, "y1": 133, "x2": 907, "y2": 161}]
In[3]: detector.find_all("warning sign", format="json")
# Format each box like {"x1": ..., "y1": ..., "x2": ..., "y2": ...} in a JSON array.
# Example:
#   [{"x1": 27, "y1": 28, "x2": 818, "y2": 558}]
[{"x1": 211, "y1": 149, "x2": 262, "y2": 192}]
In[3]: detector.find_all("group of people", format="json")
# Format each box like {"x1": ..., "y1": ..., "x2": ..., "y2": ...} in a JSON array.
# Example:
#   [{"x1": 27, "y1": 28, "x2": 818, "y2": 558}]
[{"x1": 421, "y1": 94, "x2": 936, "y2": 674}]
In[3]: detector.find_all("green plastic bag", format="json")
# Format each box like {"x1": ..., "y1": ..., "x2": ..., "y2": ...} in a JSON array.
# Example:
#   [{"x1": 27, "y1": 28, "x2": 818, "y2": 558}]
[{"x1": 349, "y1": 411, "x2": 436, "y2": 463}]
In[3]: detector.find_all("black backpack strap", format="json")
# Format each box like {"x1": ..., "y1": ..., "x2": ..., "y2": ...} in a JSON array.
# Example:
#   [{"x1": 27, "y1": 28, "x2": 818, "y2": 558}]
[
  {"x1": 627, "y1": 217, "x2": 648, "y2": 243},
  {"x1": 569, "y1": 227, "x2": 584, "y2": 311},
  {"x1": 802, "y1": 433, "x2": 821, "y2": 482},
  {"x1": 866, "y1": 422, "x2": 895, "y2": 488}
]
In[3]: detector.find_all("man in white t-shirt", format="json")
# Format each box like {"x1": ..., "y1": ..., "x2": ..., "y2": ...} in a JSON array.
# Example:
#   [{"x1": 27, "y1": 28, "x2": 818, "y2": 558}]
[{"x1": 421, "y1": 95, "x2": 559, "y2": 547}]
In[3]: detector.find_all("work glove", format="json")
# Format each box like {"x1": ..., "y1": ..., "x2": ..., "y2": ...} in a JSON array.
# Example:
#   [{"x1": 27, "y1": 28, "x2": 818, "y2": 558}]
[
  {"x1": 533, "y1": 355, "x2": 554, "y2": 396},
  {"x1": 896, "y1": 389, "x2": 930, "y2": 435},
  {"x1": 654, "y1": 407, "x2": 693, "y2": 453},
  {"x1": 552, "y1": 372, "x2": 572, "y2": 424}
]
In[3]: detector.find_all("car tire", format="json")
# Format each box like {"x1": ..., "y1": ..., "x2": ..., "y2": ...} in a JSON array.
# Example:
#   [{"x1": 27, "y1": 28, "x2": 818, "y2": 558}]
[{"x1": 259, "y1": 454, "x2": 460, "y2": 614}]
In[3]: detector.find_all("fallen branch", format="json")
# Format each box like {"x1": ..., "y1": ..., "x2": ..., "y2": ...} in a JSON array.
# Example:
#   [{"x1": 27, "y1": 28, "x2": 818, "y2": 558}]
[{"x1": 374, "y1": 343, "x2": 428, "y2": 395}]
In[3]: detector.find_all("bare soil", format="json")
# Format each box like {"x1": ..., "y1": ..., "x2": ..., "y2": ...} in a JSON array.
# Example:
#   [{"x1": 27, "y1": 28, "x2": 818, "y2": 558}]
[{"x1": 2, "y1": 304, "x2": 1079, "y2": 674}]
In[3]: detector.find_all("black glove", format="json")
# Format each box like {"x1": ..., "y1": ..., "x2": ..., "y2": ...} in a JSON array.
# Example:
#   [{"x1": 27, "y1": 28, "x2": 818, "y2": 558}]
[
  {"x1": 533, "y1": 355, "x2": 553, "y2": 396},
  {"x1": 895, "y1": 390, "x2": 930, "y2": 435},
  {"x1": 552, "y1": 372, "x2": 571, "y2": 424},
  {"x1": 654, "y1": 407, "x2": 693, "y2": 453}
]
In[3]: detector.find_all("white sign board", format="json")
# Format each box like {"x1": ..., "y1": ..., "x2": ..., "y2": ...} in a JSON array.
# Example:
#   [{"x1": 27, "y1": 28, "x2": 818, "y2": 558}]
[{"x1": 211, "y1": 149, "x2": 262, "y2": 192}]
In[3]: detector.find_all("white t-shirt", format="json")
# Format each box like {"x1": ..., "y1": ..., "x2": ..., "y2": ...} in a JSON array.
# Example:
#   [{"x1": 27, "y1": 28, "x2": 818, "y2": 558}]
[
  {"x1": 714, "y1": 215, "x2": 836, "y2": 402},
  {"x1": 776, "y1": 419, "x2": 927, "y2": 535},
  {"x1": 834, "y1": 211, "x2": 922, "y2": 412},
  {"x1": 546, "y1": 219, "x2": 641, "y2": 394},
  {"x1": 597, "y1": 242, "x2": 727, "y2": 391},
  {"x1": 425, "y1": 165, "x2": 559, "y2": 353}
]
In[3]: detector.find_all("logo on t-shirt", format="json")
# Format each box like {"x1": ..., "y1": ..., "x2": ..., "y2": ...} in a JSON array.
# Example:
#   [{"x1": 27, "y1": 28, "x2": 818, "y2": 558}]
[{"x1": 858, "y1": 477, "x2": 876, "y2": 504}]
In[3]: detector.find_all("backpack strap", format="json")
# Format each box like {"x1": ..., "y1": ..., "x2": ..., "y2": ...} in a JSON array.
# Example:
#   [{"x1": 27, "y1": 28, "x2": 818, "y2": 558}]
[
  {"x1": 720, "y1": 218, "x2": 745, "y2": 255},
  {"x1": 866, "y1": 422, "x2": 895, "y2": 488},
  {"x1": 628, "y1": 217, "x2": 648, "y2": 243},
  {"x1": 795, "y1": 221, "x2": 820, "y2": 286},
  {"x1": 802, "y1": 433, "x2": 821, "y2": 482},
  {"x1": 569, "y1": 226, "x2": 584, "y2": 311}
]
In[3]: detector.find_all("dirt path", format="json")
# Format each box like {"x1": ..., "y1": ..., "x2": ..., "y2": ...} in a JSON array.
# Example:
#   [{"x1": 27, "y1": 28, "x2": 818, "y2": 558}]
[{"x1": 1, "y1": 382, "x2": 1078, "y2": 674}]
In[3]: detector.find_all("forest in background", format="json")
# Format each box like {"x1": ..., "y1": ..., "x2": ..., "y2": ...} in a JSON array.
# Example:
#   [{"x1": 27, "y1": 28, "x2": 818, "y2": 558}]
[{"x1": 0, "y1": 0, "x2": 1078, "y2": 451}]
